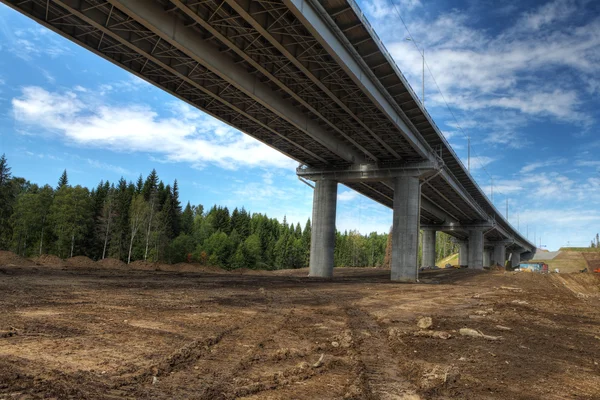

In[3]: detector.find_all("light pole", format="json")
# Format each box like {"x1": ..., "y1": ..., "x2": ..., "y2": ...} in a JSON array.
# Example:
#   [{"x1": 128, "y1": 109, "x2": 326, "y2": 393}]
[{"x1": 405, "y1": 38, "x2": 424, "y2": 106}]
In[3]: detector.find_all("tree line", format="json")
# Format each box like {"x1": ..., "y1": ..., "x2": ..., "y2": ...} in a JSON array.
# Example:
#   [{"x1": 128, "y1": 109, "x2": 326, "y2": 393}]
[{"x1": 0, "y1": 154, "x2": 459, "y2": 269}]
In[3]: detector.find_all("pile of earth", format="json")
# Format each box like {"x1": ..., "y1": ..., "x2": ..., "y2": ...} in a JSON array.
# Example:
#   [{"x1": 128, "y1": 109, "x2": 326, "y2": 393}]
[
  {"x1": 65, "y1": 256, "x2": 96, "y2": 268},
  {"x1": 0, "y1": 251, "x2": 33, "y2": 267},
  {"x1": 96, "y1": 257, "x2": 127, "y2": 269},
  {"x1": 32, "y1": 254, "x2": 65, "y2": 268}
]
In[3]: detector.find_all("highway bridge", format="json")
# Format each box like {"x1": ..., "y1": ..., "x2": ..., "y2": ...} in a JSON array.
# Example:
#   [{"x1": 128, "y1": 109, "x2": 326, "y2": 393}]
[{"x1": 3, "y1": 0, "x2": 536, "y2": 280}]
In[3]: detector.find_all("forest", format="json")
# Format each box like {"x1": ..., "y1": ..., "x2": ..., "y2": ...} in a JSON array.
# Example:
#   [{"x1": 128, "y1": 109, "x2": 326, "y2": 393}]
[{"x1": 0, "y1": 154, "x2": 458, "y2": 270}]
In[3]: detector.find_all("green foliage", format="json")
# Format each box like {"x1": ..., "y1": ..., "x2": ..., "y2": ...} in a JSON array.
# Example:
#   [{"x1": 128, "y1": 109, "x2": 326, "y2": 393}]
[{"x1": 0, "y1": 159, "x2": 393, "y2": 270}]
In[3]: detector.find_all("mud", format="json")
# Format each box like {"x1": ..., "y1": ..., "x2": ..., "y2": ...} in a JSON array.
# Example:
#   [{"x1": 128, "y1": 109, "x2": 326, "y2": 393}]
[{"x1": 1, "y1": 264, "x2": 599, "y2": 399}]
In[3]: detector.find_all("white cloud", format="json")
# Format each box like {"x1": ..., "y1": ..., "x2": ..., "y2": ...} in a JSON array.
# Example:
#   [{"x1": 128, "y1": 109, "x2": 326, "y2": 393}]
[
  {"x1": 367, "y1": 0, "x2": 599, "y2": 140},
  {"x1": 86, "y1": 159, "x2": 133, "y2": 176},
  {"x1": 516, "y1": 0, "x2": 577, "y2": 32},
  {"x1": 461, "y1": 155, "x2": 495, "y2": 171},
  {"x1": 520, "y1": 159, "x2": 567, "y2": 174},
  {"x1": 2, "y1": 26, "x2": 71, "y2": 61},
  {"x1": 11, "y1": 86, "x2": 297, "y2": 171},
  {"x1": 338, "y1": 190, "x2": 360, "y2": 202}
]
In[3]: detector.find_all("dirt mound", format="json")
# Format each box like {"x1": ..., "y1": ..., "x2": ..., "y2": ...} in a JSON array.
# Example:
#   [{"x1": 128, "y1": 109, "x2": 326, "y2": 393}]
[
  {"x1": 582, "y1": 252, "x2": 600, "y2": 270},
  {"x1": 65, "y1": 256, "x2": 96, "y2": 268},
  {"x1": 550, "y1": 273, "x2": 600, "y2": 298},
  {"x1": 128, "y1": 260, "x2": 159, "y2": 271},
  {"x1": 32, "y1": 254, "x2": 65, "y2": 267},
  {"x1": 0, "y1": 251, "x2": 34, "y2": 267},
  {"x1": 97, "y1": 257, "x2": 126, "y2": 269}
]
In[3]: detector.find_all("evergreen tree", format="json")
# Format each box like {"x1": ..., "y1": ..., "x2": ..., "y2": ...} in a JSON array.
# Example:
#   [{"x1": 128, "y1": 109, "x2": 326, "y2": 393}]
[
  {"x1": 135, "y1": 174, "x2": 143, "y2": 194},
  {"x1": 57, "y1": 169, "x2": 69, "y2": 190},
  {"x1": 181, "y1": 202, "x2": 194, "y2": 236},
  {"x1": 0, "y1": 154, "x2": 15, "y2": 248}
]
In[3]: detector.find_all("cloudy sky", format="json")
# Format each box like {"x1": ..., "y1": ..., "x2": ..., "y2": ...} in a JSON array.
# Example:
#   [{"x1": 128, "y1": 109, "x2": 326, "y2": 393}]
[{"x1": 1, "y1": 0, "x2": 599, "y2": 250}]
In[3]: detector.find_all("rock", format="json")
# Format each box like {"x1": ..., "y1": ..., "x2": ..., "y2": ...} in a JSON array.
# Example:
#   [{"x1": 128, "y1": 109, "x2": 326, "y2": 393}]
[
  {"x1": 297, "y1": 361, "x2": 310, "y2": 370},
  {"x1": 312, "y1": 353, "x2": 325, "y2": 368},
  {"x1": 413, "y1": 330, "x2": 451, "y2": 339},
  {"x1": 331, "y1": 341, "x2": 339, "y2": 348},
  {"x1": 459, "y1": 328, "x2": 503, "y2": 341},
  {"x1": 495, "y1": 325, "x2": 512, "y2": 331},
  {"x1": 417, "y1": 316, "x2": 433, "y2": 330},
  {"x1": 152, "y1": 376, "x2": 158, "y2": 385}
]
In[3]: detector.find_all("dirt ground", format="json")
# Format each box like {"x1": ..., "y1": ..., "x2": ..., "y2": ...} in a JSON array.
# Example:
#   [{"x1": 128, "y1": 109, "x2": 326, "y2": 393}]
[{"x1": 1, "y1": 261, "x2": 600, "y2": 399}]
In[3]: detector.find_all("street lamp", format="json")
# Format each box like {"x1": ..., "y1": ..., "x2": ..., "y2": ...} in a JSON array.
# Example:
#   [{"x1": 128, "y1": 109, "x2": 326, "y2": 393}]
[{"x1": 405, "y1": 38, "x2": 424, "y2": 106}]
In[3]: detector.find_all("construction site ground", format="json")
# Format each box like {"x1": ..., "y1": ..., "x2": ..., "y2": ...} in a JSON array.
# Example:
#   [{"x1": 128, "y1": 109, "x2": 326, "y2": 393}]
[{"x1": 1, "y1": 253, "x2": 600, "y2": 399}]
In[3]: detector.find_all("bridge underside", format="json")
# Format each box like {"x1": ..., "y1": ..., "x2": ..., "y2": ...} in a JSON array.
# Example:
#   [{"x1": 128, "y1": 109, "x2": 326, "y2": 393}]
[{"x1": 3, "y1": 0, "x2": 535, "y2": 279}]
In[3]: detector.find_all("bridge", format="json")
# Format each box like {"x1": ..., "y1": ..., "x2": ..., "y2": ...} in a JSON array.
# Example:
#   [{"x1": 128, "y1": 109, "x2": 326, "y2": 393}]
[{"x1": 3, "y1": 0, "x2": 536, "y2": 280}]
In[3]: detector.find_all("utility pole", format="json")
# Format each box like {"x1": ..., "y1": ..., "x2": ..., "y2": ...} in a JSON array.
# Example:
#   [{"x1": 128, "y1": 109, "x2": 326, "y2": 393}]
[{"x1": 468, "y1": 136, "x2": 471, "y2": 172}]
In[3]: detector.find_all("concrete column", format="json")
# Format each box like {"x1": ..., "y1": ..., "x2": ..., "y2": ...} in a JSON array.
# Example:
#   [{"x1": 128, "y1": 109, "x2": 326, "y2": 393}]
[
  {"x1": 309, "y1": 180, "x2": 337, "y2": 278},
  {"x1": 493, "y1": 244, "x2": 506, "y2": 267},
  {"x1": 459, "y1": 241, "x2": 468, "y2": 266},
  {"x1": 511, "y1": 251, "x2": 521, "y2": 269},
  {"x1": 391, "y1": 176, "x2": 420, "y2": 282},
  {"x1": 422, "y1": 230, "x2": 436, "y2": 268},
  {"x1": 468, "y1": 229, "x2": 484, "y2": 269},
  {"x1": 483, "y1": 249, "x2": 490, "y2": 267}
]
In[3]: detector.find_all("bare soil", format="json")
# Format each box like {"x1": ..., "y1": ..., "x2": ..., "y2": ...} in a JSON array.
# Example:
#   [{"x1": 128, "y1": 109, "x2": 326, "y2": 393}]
[{"x1": 1, "y1": 261, "x2": 600, "y2": 399}]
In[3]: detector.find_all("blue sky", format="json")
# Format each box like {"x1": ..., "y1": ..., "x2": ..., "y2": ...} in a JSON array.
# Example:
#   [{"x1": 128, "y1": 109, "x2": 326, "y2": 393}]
[{"x1": 1, "y1": 0, "x2": 599, "y2": 250}]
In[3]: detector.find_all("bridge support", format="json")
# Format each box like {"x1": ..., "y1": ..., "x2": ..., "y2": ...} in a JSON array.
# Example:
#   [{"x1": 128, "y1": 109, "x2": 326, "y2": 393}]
[
  {"x1": 483, "y1": 249, "x2": 491, "y2": 267},
  {"x1": 493, "y1": 244, "x2": 506, "y2": 267},
  {"x1": 510, "y1": 250, "x2": 521, "y2": 269},
  {"x1": 309, "y1": 179, "x2": 337, "y2": 278},
  {"x1": 459, "y1": 241, "x2": 468, "y2": 266},
  {"x1": 391, "y1": 176, "x2": 420, "y2": 282},
  {"x1": 468, "y1": 229, "x2": 484, "y2": 270},
  {"x1": 422, "y1": 230, "x2": 436, "y2": 269}
]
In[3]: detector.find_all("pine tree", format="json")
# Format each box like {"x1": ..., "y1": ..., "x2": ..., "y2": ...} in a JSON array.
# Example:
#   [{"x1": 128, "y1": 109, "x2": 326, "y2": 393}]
[
  {"x1": 181, "y1": 202, "x2": 194, "y2": 235},
  {"x1": 0, "y1": 154, "x2": 15, "y2": 248},
  {"x1": 171, "y1": 180, "x2": 182, "y2": 236},
  {"x1": 57, "y1": 169, "x2": 68, "y2": 190},
  {"x1": 135, "y1": 175, "x2": 143, "y2": 194}
]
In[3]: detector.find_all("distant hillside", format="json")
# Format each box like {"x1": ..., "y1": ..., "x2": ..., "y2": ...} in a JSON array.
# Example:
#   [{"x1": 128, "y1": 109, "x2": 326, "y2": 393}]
[{"x1": 559, "y1": 247, "x2": 600, "y2": 252}]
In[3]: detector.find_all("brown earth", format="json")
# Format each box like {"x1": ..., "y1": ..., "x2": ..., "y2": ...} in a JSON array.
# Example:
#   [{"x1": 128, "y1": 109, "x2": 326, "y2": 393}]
[
  {"x1": 96, "y1": 258, "x2": 127, "y2": 270},
  {"x1": 1, "y1": 261, "x2": 600, "y2": 399},
  {"x1": 65, "y1": 255, "x2": 97, "y2": 268},
  {"x1": 0, "y1": 251, "x2": 33, "y2": 267},
  {"x1": 31, "y1": 254, "x2": 65, "y2": 268}
]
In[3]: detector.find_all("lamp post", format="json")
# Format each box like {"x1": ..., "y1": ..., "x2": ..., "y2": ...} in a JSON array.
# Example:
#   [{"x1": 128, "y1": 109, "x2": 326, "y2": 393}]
[{"x1": 405, "y1": 38, "x2": 424, "y2": 106}]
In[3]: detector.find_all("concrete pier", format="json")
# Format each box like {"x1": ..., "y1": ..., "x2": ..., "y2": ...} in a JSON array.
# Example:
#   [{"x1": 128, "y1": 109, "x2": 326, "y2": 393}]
[
  {"x1": 309, "y1": 179, "x2": 337, "y2": 277},
  {"x1": 468, "y1": 229, "x2": 484, "y2": 269},
  {"x1": 511, "y1": 250, "x2": 521, "y2": 269},
  {"x1": 391, "y1": 176, "x2": 420, "y2": 282},
  {"x1": 483, "y1": 249, "x2": 491, "y2": 267},
  {"x1": 459, "y1": 241, "x2": 468, "y2": 266},
  {"x1": 422, "y1": 230, "x2": 436, "y2": 269},
  {"x1": 493, "y1": 244, "x2": 506, "y2": 267}
]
